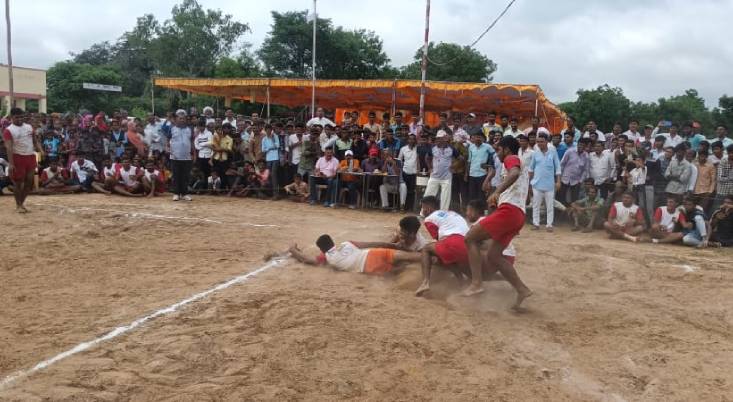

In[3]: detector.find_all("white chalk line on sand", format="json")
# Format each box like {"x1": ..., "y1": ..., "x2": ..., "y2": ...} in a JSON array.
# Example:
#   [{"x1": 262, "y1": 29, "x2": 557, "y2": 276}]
[
  {"x1": 0, "y1": 257, "x2": 289, "y2": 391},
  {"x1": 32, "y1": 203, "x2": 280, "y2": 228}
]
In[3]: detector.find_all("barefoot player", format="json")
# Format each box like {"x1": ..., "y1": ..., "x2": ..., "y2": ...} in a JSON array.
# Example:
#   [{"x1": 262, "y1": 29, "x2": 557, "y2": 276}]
[
  {"x1": 603, "y1": 191, "x2": 646, "y2": 242},
  {"x1": 289, "y1": 234, "x2": 421, "y2": 275},
  {"x1": 3, "y1": 108, "x2": 43, "y2": 213},
  {"x1": 464, "y1": 136, "x2": 532, "y2": 309}
]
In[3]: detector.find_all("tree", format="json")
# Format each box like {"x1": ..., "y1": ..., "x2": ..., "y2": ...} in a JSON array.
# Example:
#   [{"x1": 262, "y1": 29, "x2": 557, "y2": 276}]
[
  {"x1": 712, "y1": 95, "x2": 733, "y2": 130},
  {"x1": 71, "y1": 42, "x2": 113, "y2": 65},
  {"x1": 47, "y1": 61, "x2": 123, "y2": 113},
  {"x1": 257, "y1": 10, "x2": 393, "y2": 79},
  {"x1": 214, "y1": 45, "x2": 262, "y2": 78},
  {"x1": 655, "y1": 89, "x2": 713, "y2": 130},
  {"x1": 112, "y1": 14, "x2": 159, "y2": 96},
  {"x1": 560, "y1": 85, "x2": 631, "y2": 133},
  {"x1": 400, "y1": 42, "x2": 497, "y2": 83},
  {"x1": 152, "y1": 0, "x2": 250, "y2": 77}
]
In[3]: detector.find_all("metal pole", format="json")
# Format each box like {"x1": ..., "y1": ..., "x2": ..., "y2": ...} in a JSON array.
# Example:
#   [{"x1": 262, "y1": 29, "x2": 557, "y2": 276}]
[
  {"x1": 266, "y1": 83, "x2": 271, "y2": 123},
  {"x1": 151, "y1": 77, "x2": 155, "y2": 115},
  {"x1": 5, "y1": 0, "x2": 14, "y2": 111},
  {"x1": 311, "y1": 0, "x2": 317, "y2": 118},
  {"x1": 418, "y1": 0, "x2": 430, "y2": 123}
]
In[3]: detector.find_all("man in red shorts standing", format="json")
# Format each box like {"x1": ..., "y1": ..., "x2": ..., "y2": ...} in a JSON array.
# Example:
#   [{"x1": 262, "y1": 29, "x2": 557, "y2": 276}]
[
  {"x1": 3, "y1": 108, "x2": 43, "y2": 213},
  {"x1": 415, "y1": 195, "x2": 471, "y2": 296},
  {"x1": 464, "y1": 136, "x2": 532, "y2": 309}
]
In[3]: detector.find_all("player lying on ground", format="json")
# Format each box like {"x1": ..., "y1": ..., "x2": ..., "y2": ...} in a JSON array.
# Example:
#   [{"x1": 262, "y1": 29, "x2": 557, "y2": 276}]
[
  {"x1": 464, "y1": 135, "x2": 533, "y2": 309},
  {"x1": 349, "y1": 216, "x2": 430, "y2": 252},
  {"x1": 288, "y1": 234, "x2": 421, "y2": 275}
]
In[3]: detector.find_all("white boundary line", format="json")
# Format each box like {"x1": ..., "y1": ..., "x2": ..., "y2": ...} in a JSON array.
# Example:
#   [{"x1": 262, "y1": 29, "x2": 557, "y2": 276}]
[
  {"x1": 32, "y1": 204, "x2": 280, "y2": 228},
  {"x1": 0, "y1": 257, "x2": 289, "y2": 391}
]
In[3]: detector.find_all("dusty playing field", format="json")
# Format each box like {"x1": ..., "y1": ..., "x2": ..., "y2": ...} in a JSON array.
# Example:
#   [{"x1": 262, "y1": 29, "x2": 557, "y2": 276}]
[{"x1": 0, "y1": 194, "x2": 732, "y2": 401}]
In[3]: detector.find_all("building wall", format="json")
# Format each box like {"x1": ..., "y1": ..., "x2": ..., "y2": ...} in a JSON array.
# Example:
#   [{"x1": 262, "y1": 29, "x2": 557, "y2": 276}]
[{"x1": 0, "y1": 64, "x2": 47, "y2": 113}]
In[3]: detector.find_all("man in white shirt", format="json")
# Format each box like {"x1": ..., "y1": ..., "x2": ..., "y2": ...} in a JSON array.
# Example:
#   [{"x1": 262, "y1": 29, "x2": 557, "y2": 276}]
[
  {"x1": 306, "y1": 107, "x2": 335, "y2": 128},
  {"x1": 523, "y1": 116, "x2": 551, "y2": 136},
  {"x1": 589, "y1": 142, "x2": 616, "y2": 199},
  {"x1": 3, "y1": 108, "x2": 43, "y2": 213},
  {"x1": 582, "y1": 120, "x2": 606, "y2": 142},
  {"x1": 223, "y1": 108, "x2": 237, "y2": 127},
  {"x1": 70, "y1": 154, "x2": 99, "y2": 191},
  {"x1": 289, "y1": 123, "x2": 309, "y2": 166},
  {"x1": 658, "y1": 123, "x2": 685, "y2": 148},
  {"x1": 622, "y1": 120, "x2": 642, "y2": 143},
  {"x1": 503, "y1": 117, "x2": 523, "y2": 138},
  {"x1": 398, "y1": 134, "x2": 419, "y2": 208},
  {"x1": 143, "y1": 114, "x2": 165, "y2": 156}
]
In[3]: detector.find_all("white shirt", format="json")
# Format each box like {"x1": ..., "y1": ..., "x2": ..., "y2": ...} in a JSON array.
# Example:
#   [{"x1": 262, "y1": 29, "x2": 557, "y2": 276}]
[
  {"x1": 611, "y1": 202, "x2": 640, "y2": 226},
  {"x1": 663, "y1": 133, "x2": 685, "y2": 148},
  {"x1": 589, "y1": 150, "x2": 615, "y2": 185},
  {"x1": 102, "y1": 166, "x2": 116, "y2": 178},
  {"x1": 324, "y1": 242, "x2": 369, "y2": 272},
  {"x1": 398, "y1": 145, "x2": 418, "y2": 175},
  {"x1": 0, "y1": 157, "x2": 8, "y2": 178},
  {"x1": 223, "y1": 117, "x2": 237, "y2": 127},
  {"x1": 687, "y1": 163, "x2": 698, "y2": 192},
  {"x1": 3, "y1": 123, "x2": 35, "y2": 155},
  {"x1": 622, "y1": 130, "x2": 641, "y2": 143},
  {"x1": 289, "y1": 134, "x2": 309, "y2": 165},
  {"x1": 306, "y1": 116, "x2": 335, "y2": 128},
  {"x1": 628, "y1": 167, "x2": 647, "y2": 186},
  {"x1": 656, "y1": 206, "x2": 682, "y2": 232},
  {"x1": 70, "y1": 159, "x2": 98, "y2": 182},
  {"x1": 144, "y1": 169, "x2": 160, "y2": 181},
  {"x1": 503, "y1": 128, "x2": 523, "y2": 138},
  {"x1": 194, "y1": 130, "x2": 214, "y2": 158},
  {"x1": 523, "y1": 126, "x2": 551, "y2": 136},
  {"x1": 583, "y1": 130, "x2": 606, "y2": 142},
  {"x1": 424, "y1": 210, "x2": 469, "y2": 240},
  {"x1": 497, "y1": 155, "x2": 529, "y2": 212},
  {"x1": 144, "y1": 122, "x2": 164, "y2": 151},
  {"x1": 118, "y1": 166, "x2": 139, "y2": 186}
]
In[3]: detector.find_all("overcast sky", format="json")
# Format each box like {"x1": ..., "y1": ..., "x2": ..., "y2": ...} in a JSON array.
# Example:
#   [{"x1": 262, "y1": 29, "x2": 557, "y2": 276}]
[{"x1": 3, "y1": 0, "x2": 731, "y2": 106}]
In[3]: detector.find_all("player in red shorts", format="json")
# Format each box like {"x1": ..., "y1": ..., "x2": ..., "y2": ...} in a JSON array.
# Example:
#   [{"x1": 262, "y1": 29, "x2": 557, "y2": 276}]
[
  {"x1": 3, "y1": 108, "x2": 43, "y2": 213},
  {"x1": 464, "y1": 136, "x2": 532, "y2": 309},
  {"x1": 415, "y1": 195, "x2": 471, "y2": 297}
]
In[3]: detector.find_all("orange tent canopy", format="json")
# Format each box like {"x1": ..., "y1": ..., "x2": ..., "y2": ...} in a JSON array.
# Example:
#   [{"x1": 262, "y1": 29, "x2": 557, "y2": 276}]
[{"x1": 154, "y1": 77, "x2": 567, "y2": 133}]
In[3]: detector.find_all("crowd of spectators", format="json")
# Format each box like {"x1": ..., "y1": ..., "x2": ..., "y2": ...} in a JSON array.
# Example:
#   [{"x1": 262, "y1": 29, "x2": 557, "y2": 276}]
[{"x1": 1, "y1": 105, "x2": 731, "y2": 247}]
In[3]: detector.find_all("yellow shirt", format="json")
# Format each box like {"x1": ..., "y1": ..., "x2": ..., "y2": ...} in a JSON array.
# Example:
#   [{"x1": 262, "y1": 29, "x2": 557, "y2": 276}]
[{"x1": 212, "y1": 134, "x2": 234, "y2": 161}]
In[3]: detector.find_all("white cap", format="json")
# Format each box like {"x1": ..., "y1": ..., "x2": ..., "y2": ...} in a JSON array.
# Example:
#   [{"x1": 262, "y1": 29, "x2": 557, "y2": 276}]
[
  {"x1": 468, "y1": 112, "x2": 477, "y2": 118},
  {"x1": 436, "y1": 130, "x2": 448, "y2": 138},
  {"x1": 345, "y1": 150, "x2": 354, "y2": 156}
]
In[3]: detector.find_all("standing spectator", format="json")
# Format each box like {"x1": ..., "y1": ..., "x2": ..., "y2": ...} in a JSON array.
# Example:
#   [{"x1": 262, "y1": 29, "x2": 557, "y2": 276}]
[
  {"x1": 664, "y1": 144, "x2": 692, "y2": 201},
  {"x1": 561, "y1": 116, "x2": 582, "y2": 144},
  {"x1": 556, "y1": 131, "x2": 574, "y2": 161},
  {"x1": 623, "y1": 120, "x2": 642, "y2": 143},
  {"x1": 605, "y1": 122, "x2": 623, "y2": 151},
  {"x1": 223, "y1": 109, "x2": 236, "y2": 127},
  {"x1": 466, "y1": 131, "x2": 494, "y2": 202},
  {"x1": 559, "y1": 138, "x2": 590, "y2": 205},
  {"x1": 425, "y1": 130, "x2": 457, "y2": 211},
  {"x1": 398, "y1": 134, "x2": 419, "y2": 208},
  {"x1": 3, "y1": 108, "x2": 43, "y2": 213},
  {"x1": 528, "y1": 134, "x2": 561, "y2": 231},
  {"x1": 212, "y1": 123, "x2": 234, "y2": 188},
  {"x1": 363, "y1": 111, "x2": 383, "y2": 140},
  {"x1": 380, "y1": 150, "x2": 407, "y2": 210},
  {"x1": 194, "y1": 120, "x2": 213, "y2": 181},
  {"x1": 261, "y1": 124, "x2": 281, "y2": 199},
  {"x1": 378, "y1": 129, "x2": 401, "y2": 155},
  {"x1": 662, "y1": 123, "x2": 685, "y2": 148},
  {"x1": 693, "y1": 150, "x2": 717, "y2": 213},
  {"x1": 589, "y1": 142, "x2": 615, "y2": 198},
  {"x1": 715, "y1": 145, "x2": 733, "y2": 210},
  {"x1": 503, "y1": 117, "x2": 522, "y2": 138},
  {"x1": 306, "y1": 107, "x2": 335, "y2": 128},
  {"x1": 687, "y1": 123, "x2": 708, "y2": 152},
  {"x1": 650, "y1": 135, "x2": 666, "y2": 160},
  {"x1": 523, "y1": 115, "x2": 550, "y2": 136},
  {"x1": 164, "y1": 110, "x2": 194, "y2": 201},
  {"x1": 583, "y1": 120, "x2": 606, "y2": 142},
  {"x1": 450, "y1": 132, "x2": 469, "y2": 211},
  {"x1": 309, "y1": 147, "x2": 339, "y2": 207},
  {"x1": 713, "y1": 125, "x2": 732, "y2": 150},
  {"x1": 144, "y1": 114, "x2": 165, "y2": 156}
]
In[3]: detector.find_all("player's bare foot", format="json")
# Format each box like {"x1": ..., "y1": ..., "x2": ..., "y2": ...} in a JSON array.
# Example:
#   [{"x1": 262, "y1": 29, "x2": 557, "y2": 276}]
[
  {"x1": 623, "y1": 234, "x2": 638, "y2": 242},
  {"x1": 512, "y1": 288, "x2": 533, "y2": 310},
  {"x1": 415, "y1": 281, "x2": 431, "y2": 297},
  {"x1": 460, "y1": 284, "x2": 485, "y2": 297}
]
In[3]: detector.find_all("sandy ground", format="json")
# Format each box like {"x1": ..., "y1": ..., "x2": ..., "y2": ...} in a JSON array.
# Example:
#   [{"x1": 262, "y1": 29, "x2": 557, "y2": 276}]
[{"x1": 0, "y1": 194, "x2": 732, "y2": 401}]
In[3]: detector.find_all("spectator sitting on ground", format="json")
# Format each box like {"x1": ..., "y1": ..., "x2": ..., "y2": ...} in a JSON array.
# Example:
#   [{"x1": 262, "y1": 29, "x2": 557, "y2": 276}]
[
  {"x1": 679, "y1": 196, "x2": 710, "y2": 248},
  {"x1": 649, "y1": 197, "x2": 686, "y2": 244},
  {"x1": 36, "y1": 159, "x2": 80, "y2": 195},
  {"x1": 284, "y1": 173, "x2": 309, "y2": 202},
  {"x1": 568, "y1": 186, "x2": 603, "y2": 232},
  {"x1": 603, "y1": 191, "x2": 646, "y2": 242},
  {"x1": 710, "y1": 195, "x2": 733, "y2": 247}
]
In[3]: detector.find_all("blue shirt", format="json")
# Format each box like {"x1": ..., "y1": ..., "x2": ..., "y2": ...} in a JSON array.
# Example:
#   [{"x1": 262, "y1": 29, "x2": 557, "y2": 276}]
[
  {"x1": 688, "y1": 133, "x2": 706, "y2": 152},
  {"x1": 468, "y1": 143, "x2": 494, "y2": 177},
  {"x1": 528, "y1": 148, "x2": 561, "y2": 192},
  {"x1": 556, "y1": 142, "x2": 570, "y2": 161},
  {"x1": 166, "y1": 126, "x2": 193, "y2": 161},
  {"x1": 378, "y1": 138, "x2": 402, "y2": 155},
  {"x1": 261, "y1": 134, "x2": 281, "y2": 162},
  {"x1": 43, "y1": 137, "x2": 60, "y2": 158},
  {"x1": 561, "y1": 128, "x2": 582, "y2": 144}
]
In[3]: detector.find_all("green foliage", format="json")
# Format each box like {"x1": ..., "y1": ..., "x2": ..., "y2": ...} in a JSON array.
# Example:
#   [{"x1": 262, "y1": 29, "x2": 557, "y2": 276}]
[
  {"x1": 712, "y1": 95, "x2": 733, "y2": 129},
  {"x1": 47, "y1": 61, "x2": 123, "y2": 113},
  {"x1": 71, "y1": 41, "x2": 114, "y2": 65},
  {"x1": 560, "y1": 85, "x2": 631, "y2": 133},
  {"x1": 257, "y1": 10, "x2": 392, "y2": 79},
  {"x1": 214, "y1": 46, "x2": 262, "y2": 78},
  {"x1": 400, "y1": 42, "x2": 497, "y2": 83}
]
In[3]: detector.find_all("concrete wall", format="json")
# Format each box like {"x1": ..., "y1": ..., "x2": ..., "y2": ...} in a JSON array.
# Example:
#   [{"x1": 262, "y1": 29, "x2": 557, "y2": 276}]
[{"x1": 0, "y1": 64, "x2": 47, "y2": 113}]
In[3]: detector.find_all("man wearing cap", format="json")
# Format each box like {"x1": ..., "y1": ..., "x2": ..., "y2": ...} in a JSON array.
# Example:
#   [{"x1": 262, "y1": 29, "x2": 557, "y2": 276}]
[
  {"x1": 306, "y1": 107, "x2": 335, "y2": 128},
  {"x1": 363, "y1": 111, "x2": 383, "y2": 140},
  {"x1": 338, "y1": 150, "x2": 362, "y2": 209},
  {"x1": 463, "y1": 113, "x2": 481, "y2": 137},
  {"x1": 163, "y1": 109, "x2": 195, "y2": 201},
  {"x1": 425, "y1": 130, "x2": 458, "y2": 211}
]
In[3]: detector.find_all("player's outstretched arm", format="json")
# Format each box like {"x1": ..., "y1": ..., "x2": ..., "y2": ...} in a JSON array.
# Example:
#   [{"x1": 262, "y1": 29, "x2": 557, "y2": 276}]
[{"x1": 288, "y1": 244, "x2": 319, "y2": 265}]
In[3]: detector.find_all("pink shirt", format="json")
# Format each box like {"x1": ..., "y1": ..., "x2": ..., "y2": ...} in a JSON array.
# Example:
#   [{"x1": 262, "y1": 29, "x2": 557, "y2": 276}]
[{"x1": 315, "y1": 156, "x2": 340, "y2": 178}]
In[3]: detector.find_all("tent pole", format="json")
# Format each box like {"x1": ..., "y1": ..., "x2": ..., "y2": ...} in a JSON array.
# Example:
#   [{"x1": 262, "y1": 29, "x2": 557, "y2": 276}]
[
  {"x1": 391, "y1": 79, "x2": 396, "y2": 118},
  {"x1": 151, "y1": 76, "x2": 155, "y2": 115},
  {"x1": 311, "y1": 0, "x2": 317, "y2": 118},
  {"x1": 266, "y1": 82, "x2": 271, "y2": 123},
  {"x1": 5, "y1": 0, "x2": 14, "y2": 111},
  {"x1": 418, "y1": 0, "x2": 430, "y2": 123}
]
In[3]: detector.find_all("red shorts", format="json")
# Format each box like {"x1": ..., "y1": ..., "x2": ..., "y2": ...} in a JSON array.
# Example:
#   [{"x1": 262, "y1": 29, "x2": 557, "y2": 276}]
[
  {"x1": 364, "y1": 248, "x2": 395, "y2": 275},
  {"x1": 10, "y1": 154, "x2": 37, "y2": 181},
  {"x1": 434, "y1": 234, "x2": 469, "y2": 266},
  {"x1": 478, "y1": 204, "x2": 525, "y2": 247}
]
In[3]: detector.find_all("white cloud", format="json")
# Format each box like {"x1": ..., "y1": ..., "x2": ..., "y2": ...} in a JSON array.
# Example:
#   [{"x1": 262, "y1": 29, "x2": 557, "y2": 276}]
[{"x1": 1, "y1": 0, "x2": 730, "y2": 107}]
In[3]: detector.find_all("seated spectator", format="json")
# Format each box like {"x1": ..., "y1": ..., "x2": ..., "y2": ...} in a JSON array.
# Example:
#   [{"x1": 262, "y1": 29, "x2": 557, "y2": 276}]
[
  {"x1": 113, "y1": 158, "x2": 143, "y2": 197},
  {"x1": 649, "y1": 197, "x2": 685, "y2": 244},
  {"x1": 70, "y1": 154, "x2": 99, "y2": 192},
  {"x1": 0, "y1": 156, "x2": 10, "y2": 194},
  {"x1": 379, "y1": 149, "x2": 407, "y2": 211},
  {"x1": 284, "y1": 173, "x2": 309, "y2": 202},
  {"x1": 680, "y1": 196, "x2": 710, "y2": 248},
  {"x1": 37, "y1": 159, "x2": 80, "y2": 195},
  {"x1": 603, "y1": 191, "x2": 646, "y2": 242},
  {"x1": 710, "y1": 195, "x2": 733, "y2": 247},
  {"x1": 309, "y1": 147, "x2": 339, "y2": 207},
  {"x1": 209, "y1": 171, "x2": 223, "y2": 193},
  {"x1": 141, "y1": 160, "x2": 165, "y2": 197},
  {"x1": 569, "y1": 186, "x2": 603, "y2": 232},
  {"x1": 338, "y1": 150, "x2": 361, "y2": 209}
]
